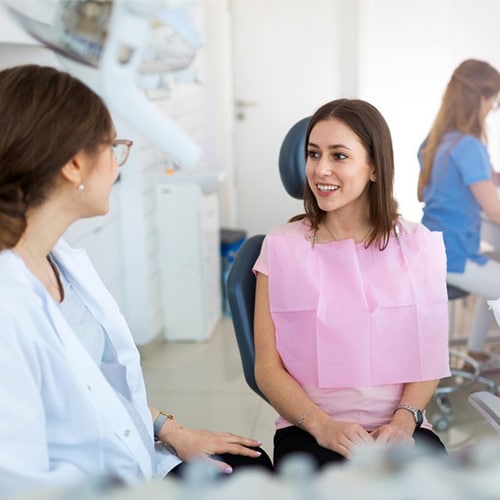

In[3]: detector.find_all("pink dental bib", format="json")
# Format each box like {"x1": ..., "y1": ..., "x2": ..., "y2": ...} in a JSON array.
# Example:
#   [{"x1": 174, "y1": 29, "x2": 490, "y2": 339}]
[{"x1": 263, "y1": 221, "x2": 450, "y2": 389}]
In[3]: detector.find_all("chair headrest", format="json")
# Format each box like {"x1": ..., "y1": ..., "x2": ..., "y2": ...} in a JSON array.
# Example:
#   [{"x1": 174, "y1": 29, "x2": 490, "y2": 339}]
[{"x1": 278, "y1": 116, "x2": 309, "y2": 200}]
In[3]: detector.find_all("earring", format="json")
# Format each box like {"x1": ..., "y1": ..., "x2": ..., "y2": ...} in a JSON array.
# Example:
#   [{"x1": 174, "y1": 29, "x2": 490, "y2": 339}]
[{"x1": 78, "y1": 183, "x2": 85, "y2": 191}]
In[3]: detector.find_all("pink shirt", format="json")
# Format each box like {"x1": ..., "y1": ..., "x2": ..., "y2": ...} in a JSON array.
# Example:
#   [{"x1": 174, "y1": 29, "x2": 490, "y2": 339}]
[{"x1": 254, "y1": 218, "x2": 450, "y2": 431}]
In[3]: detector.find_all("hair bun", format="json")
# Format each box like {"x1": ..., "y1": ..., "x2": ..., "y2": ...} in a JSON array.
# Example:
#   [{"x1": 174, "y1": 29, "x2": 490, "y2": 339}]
[
  {"x1": 0, "y1": 183, "x2": 22, "y2": 201},
  {"x1": 0, "y1": 184, "x2": 27, "y2": 249}
]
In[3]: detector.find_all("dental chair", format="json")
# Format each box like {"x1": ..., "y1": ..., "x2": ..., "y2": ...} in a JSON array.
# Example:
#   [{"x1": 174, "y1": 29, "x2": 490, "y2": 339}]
[
  {"x1": 226, "y1": 233, "x2": 267, "y2": 401},
  {"x1": 226, "y1": 117, "x2": 308, "y2": 402}
]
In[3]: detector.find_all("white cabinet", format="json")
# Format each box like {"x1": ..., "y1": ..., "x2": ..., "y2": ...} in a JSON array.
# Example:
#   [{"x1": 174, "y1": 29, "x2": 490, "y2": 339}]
[{"x1": 156, "y1": 183, "x2": 221, "y2": 341}]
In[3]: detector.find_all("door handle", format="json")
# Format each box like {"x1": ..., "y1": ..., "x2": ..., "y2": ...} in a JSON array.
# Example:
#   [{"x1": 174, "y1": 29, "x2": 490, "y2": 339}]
[
  {"x1": 235, "y1": 99, "x2": 257, "y2": 120},
  {"x1": 235, "y1": 99, "x2": 257, "y2": 108}
]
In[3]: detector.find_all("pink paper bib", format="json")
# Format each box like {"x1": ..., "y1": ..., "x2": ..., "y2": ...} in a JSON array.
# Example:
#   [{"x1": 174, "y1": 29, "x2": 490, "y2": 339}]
[{"x1": 267, "y1": 230, "x2": 450, "y2": 388}]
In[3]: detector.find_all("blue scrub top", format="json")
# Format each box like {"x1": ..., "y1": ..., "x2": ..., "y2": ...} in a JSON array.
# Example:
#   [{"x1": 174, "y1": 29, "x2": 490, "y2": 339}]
[{"x1": 420, "y1": 132, "x2": 490, "y2": 273}]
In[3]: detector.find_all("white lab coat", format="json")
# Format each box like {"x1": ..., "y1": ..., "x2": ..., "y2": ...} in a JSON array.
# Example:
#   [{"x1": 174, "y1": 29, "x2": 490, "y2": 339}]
[{"x1": 0, "y1": 239, "x2": 181, "y2": 497}]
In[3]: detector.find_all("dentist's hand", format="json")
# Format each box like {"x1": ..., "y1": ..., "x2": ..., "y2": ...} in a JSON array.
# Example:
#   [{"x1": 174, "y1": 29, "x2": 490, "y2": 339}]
[{"x1": 161, "y1": 422, "x2": 263, "y2": 473}]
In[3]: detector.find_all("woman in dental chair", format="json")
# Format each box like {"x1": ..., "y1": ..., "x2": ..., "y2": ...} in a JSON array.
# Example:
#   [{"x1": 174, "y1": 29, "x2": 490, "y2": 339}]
[{"x1": 253, "y1": 98, "x2": 450, "y2": 469}]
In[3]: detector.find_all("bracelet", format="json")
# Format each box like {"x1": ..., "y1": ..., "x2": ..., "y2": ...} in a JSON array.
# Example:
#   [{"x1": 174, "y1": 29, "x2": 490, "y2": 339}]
[
  {"x1": 153, "y1": 410, "x2": 174, "y2": 439},
  {"x1": 297, "y1": 406, "x2": 316, "y2": 428}
]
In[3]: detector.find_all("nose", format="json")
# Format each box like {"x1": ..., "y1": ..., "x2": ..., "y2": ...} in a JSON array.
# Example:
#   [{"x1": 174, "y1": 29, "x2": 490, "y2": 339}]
[{"x1": 317, "y1": 156, "x2": 333, "y2": 176}]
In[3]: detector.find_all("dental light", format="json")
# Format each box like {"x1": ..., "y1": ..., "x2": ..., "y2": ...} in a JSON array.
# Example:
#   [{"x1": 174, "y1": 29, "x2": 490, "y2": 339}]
[{"x1": 3, "y1": 0, "x2": 201, "y2": 168}]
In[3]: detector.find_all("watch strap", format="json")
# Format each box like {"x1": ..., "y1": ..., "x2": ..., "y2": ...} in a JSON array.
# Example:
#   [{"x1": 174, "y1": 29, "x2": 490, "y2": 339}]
[
  {"x1": 393, "y1": 403, "x2": 423, "y2": 427},
  {"x1": 153, "y1": 411, "x2": 174, "y2": 438}
]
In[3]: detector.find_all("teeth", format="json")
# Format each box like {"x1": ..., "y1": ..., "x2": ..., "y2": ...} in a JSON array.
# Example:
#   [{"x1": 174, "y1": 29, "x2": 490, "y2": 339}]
[{"x1": 317, "y1": 184, "x2": 339, "y2": 192}]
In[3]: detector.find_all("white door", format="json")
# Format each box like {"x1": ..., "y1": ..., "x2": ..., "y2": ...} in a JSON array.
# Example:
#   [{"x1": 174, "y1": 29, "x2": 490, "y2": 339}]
[{"x1": 229, "y1": 0, "x2": 352, "y2": 236}]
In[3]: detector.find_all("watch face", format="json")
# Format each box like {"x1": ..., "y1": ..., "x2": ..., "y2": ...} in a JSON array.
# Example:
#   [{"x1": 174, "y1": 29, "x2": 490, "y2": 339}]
[{"x1": 415, "y1": 409, "x2": 423, "y2": 426}]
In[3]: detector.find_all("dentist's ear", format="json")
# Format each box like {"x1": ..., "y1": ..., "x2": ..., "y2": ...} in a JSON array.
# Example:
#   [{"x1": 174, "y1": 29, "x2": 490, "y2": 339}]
[{"x1": 60, "y1": 152, "x2": 86, "y2": 189}]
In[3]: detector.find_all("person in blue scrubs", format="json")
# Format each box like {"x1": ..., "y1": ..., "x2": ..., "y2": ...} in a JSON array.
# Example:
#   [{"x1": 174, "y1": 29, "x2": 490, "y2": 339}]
[
  {"x1": 0, "y1": 64, "x2": 271, "y2": 497},
  {"x1": 418, "y1": 59, "x2": 500, "y2": 371}
]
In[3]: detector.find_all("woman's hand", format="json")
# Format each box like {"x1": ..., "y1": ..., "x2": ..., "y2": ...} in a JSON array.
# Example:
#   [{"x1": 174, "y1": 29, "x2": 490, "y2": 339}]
[
  {"x1": 312, "y1": 418, "x2": 375, "y2": 458},
  {"x1": 370, "y1": 424, "x2": 415, "y2": 447},
  {"x1": 370, "y1": 404, "x2": 417, "y2": 447},
  {"x1": 163, "y1": 424, "x2": 263, "y2": 473}
]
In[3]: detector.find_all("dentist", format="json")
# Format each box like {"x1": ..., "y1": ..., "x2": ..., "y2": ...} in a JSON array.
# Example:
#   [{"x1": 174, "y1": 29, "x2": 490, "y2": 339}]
[{"x1": 0, "y1": 64, "x2": 271, "y2": 497}]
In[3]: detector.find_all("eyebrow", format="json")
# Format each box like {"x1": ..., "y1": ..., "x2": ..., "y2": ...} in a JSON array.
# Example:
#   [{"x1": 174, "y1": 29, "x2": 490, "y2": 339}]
[{"x1": 308, "y1": 141, "x2": 352, "y2": 151}]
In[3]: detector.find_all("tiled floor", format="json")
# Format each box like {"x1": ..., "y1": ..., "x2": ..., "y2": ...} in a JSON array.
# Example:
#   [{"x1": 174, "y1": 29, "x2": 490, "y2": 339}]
[
  {"x1": 141, "y1": 317, "x2": 278, "y2": 458},
  {"x1": 140, "y1": 297, "x2": 500, "y2": 461}
]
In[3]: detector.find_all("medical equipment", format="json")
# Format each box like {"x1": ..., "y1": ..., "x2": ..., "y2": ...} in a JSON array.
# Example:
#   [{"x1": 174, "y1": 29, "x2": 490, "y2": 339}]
[{"x1": 3, "y1": 0, "x2": 201, "y2": 168}]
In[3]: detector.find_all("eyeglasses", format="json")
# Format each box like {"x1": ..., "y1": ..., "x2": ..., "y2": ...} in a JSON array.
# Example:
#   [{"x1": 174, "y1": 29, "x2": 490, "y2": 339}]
[{"x1": 112, "y1": 139, "x2": 133, "y2": 166}]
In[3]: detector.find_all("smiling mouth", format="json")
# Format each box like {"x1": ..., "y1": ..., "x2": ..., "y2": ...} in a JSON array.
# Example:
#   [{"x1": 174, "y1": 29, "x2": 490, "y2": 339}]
[{"x1": 317, "y1": 184, "x2": 340, "y2": 192}]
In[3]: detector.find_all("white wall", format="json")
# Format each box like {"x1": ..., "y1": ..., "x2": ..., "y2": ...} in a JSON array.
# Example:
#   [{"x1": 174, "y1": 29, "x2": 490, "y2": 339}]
[
  {"x1": 356, "y1": 0, "x2": 500, "y2": 222},
  {"x1": 199, "y1": 0, "x2": 237, "y2": 228}
]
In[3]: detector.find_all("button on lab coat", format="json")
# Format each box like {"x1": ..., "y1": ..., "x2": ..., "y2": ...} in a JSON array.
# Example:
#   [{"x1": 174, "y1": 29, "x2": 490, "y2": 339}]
[{"x1": 0, "y1": 239, "x2": 181, "y2": 497}]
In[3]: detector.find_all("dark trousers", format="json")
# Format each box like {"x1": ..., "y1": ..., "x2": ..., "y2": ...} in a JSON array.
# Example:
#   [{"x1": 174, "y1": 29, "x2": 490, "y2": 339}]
[
  {"x1": 168, "y1": 447, "x2": 274, "y2": 478},
  {"x1": 274, "y1": 426, "x2": 447, "y2": 471}
]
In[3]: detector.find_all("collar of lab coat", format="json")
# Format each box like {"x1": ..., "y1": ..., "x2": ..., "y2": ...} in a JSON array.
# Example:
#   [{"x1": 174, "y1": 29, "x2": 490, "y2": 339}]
[
  {"x1": 51, "y1": 239, "x2": 140, "y2": 368},
  {"x1": 1, "y1": 239, "x2": 141, "y2": 370}
]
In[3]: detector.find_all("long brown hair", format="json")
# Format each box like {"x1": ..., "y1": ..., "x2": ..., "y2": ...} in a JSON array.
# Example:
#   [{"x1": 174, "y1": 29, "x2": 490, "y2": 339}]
[
  {"x1": 417, "y1": 59, "x2": 500, "y2": 201},
  {"x1": 0, "y1": 64, "x2": 113, "y2": 250},
  {"x1": 290, "y1": 98, "x2": 399, "y2": 250}
]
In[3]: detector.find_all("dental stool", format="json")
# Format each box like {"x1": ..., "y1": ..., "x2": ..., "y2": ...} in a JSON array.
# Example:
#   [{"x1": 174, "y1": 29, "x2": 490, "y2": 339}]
[{"x1": 431, "y1": 284, "x2": 497, "y2": 431}]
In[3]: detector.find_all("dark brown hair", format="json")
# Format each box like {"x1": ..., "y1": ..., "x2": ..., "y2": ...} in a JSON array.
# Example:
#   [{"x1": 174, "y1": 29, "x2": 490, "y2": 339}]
[
  {"x1": 291, "y1": 98, "x2": 399, "y2": 249},
  {"x1": 0, "y1": 64, "x2": 113, "y2": 250}
]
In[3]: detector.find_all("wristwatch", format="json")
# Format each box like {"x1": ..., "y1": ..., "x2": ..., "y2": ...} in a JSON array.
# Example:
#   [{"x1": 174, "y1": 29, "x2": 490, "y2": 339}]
[
  {"x1": 393, "y1": 404, "x2": 423, "y2": 427},
  {"x1": 153, "y1": 410, "x2": 174, "y2": 440}
]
